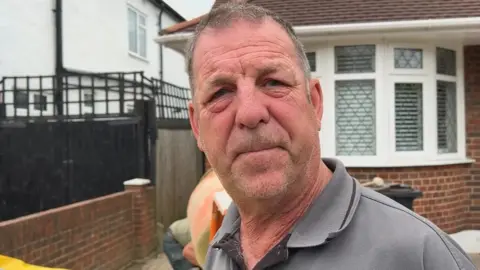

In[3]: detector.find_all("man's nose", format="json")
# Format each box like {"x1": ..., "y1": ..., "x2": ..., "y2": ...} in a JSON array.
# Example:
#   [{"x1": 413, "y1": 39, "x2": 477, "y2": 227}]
[{"x1": 234, "y1": 85, "x2": 269, "y2": 129}]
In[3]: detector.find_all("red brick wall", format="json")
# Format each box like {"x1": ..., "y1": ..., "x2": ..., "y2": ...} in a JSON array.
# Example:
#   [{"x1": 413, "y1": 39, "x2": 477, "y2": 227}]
[
  {"x1": 465, "y1": 45, "x2": 480, "y2": 230},
  {"x1": 0, "y1": 186, "x2": 156, "y2": 270},
  {"x1": 127, "y1": 185, "x2": 157, "y2": 258},
  {"x1": 348, "y1": 165, "x2": 471, "y2": 233}
]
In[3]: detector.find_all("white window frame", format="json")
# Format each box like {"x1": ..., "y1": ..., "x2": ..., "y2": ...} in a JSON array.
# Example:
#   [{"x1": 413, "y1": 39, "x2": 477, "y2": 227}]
[
  {"x1": 434, "y1": 44, "x2": 466, "y2": 162},
  {"x1": 385, "y1": 43, "x2": 435, "y2": 164},
  {"x1": 127, "y1": 5, "x2": 147, "y2": 59},
  {"x1": 320, "y1": 41, "x2": 386, "y2": 166},
  {"x1": 317, "y1": 40, "x2": 468, "y2": 167},
  {"x1": 388, "y1": 77, "x2": 432, "y2": 162}
]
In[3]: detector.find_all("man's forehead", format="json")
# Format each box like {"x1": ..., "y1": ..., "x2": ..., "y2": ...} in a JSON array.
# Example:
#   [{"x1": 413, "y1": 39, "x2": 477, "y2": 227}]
[
  {"x1": 193, "y1": 18, "x2": 297, "y2": 62},
  {"x1": 192, "y1": 19, "x2": 298, "y2": 79}
]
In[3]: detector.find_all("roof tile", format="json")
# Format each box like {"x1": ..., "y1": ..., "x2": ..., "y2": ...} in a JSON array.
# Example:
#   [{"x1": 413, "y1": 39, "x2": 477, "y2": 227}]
[{"x1": 162, "y1": 0, "x2": 480, "y2": 34}]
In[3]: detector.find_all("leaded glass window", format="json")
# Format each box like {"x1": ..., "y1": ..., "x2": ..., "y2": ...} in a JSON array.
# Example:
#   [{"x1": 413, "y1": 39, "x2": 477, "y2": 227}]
[
  {"x1": 335, "y1": 45, "x2": 375, "y2": 73},
  {"x1": 436, "y1": 48, "x2": 456, "y2": 76},
  {"x1": 437, "y1": 81, "x2": 457, "y2": 153},
  {"x1": 306, "y1": 52, "x2": 316, "y2": 72},
  {"x1": 394, "y1": 48, "x2": 423, "y2": 69},
  {"x1": 395, "y1": 83, "x2": 423, "y2": 151},
  {"x1": 335, "y1": 80, "x2": 376, "y2": 156}
]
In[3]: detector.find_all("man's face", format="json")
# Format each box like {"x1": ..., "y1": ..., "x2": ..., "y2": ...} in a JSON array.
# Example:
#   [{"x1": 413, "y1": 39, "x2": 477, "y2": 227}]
[{"x1": 189, "y1": 19, "x2": 324, "y2": 199}]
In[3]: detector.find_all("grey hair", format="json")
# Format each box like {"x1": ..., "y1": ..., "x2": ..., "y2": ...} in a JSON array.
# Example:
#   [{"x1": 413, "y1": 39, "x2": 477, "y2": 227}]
[{"x1": 184, "y1": 2, "x2": 311, "y2": 92}]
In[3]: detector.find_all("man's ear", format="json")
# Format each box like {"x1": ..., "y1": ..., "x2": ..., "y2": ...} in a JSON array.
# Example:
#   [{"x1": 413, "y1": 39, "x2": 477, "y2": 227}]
[
  {"x1": 188, "y1": 101, "x2": 205, "y2": 151},
  {"x1": 309, "y1": 78, "x2": 323, "y2": 130}
]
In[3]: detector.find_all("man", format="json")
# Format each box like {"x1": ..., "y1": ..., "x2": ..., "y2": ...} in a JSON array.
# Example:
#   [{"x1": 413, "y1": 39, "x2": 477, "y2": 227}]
[{"x1": 185, "y1": 3, "x2": 476, "y2": 270}]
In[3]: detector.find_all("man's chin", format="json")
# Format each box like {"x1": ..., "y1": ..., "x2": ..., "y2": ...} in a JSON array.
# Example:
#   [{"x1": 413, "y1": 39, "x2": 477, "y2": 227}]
[{"x1": 231, "y1": 170, "x2": 290, "y2": 199}]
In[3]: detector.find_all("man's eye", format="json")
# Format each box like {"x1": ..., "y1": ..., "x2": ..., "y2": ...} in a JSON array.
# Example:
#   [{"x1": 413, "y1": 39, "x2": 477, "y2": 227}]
[
  {"x1": 210, "y1": 88, "x2": 230, "y2": 101},
  {"x1": 265, "y1": 79, "x2": 282, "y2": 87}
]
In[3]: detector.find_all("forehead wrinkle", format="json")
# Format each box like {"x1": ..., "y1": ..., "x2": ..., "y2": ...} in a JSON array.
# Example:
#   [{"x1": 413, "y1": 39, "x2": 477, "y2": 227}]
[
  {"x1": 200, "y1": 47, "x2": 294, "y2": 78},
  {"x1": 194, "y1": 25, "x2": 302, "y2": 90},
  {"x1": 198, "y1": 52, "x2": 241, "y2": 85}
]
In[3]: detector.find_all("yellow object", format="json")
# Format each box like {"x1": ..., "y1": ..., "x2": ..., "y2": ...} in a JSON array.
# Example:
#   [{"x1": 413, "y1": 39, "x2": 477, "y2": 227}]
[{"x1": 0, "y1": 255, "x2": 67, "y2": 270}]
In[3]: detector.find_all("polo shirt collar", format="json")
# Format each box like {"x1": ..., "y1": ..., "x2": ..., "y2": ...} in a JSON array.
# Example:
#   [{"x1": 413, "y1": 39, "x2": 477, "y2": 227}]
[
  {"x1": 214, "y1": 158, "x2": 361, "y2": 248},
  {"x1": 287, "y1": 158, "x2": 361, "y2": 247}
]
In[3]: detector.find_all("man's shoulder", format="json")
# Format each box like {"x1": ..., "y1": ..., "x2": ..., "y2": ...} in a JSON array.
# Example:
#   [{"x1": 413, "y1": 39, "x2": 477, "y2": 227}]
[
  {"x1": 357, "y1": 185, "x2": 442, "y2": 236},
  {"x1": 355, "y1": 186, "x2": 476, "y2": 269}
]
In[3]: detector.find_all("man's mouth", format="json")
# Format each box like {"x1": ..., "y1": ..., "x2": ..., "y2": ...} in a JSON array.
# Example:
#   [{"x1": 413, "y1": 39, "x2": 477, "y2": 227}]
[{"x1": 236, "y1": 146, "x2": 281, "y2": 158}]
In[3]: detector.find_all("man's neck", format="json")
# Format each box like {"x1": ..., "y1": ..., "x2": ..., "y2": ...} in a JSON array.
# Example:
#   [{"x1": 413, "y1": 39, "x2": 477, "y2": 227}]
[{"x1": 238, "y1": 161, "x2": 333, "y2": 269}]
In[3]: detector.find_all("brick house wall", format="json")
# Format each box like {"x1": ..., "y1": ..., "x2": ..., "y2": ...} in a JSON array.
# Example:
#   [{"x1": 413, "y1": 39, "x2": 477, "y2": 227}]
[
  {"x1": 465, "y1": 45, "x2": 480, "y2": 230},
  {"x1": 0, "y1": 180, "x2": 156, "y2": 270},
  {"x1": 348, "y1": 165, "x2": 471, "y2": 233},
  {"x1": 201, "y1": 45, "x2": 480, "y2": 234}
]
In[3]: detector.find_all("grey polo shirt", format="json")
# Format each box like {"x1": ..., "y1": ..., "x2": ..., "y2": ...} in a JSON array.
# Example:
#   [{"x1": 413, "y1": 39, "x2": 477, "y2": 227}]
[{"x1": 204, "y1": 158, "x2": 476, "y2": 270}]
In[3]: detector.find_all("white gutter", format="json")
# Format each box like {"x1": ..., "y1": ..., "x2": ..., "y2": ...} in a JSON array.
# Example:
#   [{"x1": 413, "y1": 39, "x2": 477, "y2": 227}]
[
  {"x1": 155, "y1": 31, "x2": 193, "y2": 43},
  {"x1": 295, "y1": 17, "x2": 480, "y2": 36},
  {"x1": 155, "y1": 16, "x2": 480, "y2": 45}
]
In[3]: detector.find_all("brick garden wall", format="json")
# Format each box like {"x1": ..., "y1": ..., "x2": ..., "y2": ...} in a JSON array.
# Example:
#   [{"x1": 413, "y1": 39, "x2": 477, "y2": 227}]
[
  {"x1": 0, "y1": 181, "x2": 156, "y2": 270},
  {"x1": 465, "y1": 45, "x2": 480, "y2": 230}
]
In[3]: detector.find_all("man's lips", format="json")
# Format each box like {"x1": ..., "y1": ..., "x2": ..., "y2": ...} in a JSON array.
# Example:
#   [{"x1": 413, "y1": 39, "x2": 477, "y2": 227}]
[{"x1": 235, "y1": 146, "x2": 282, "y2": 158}]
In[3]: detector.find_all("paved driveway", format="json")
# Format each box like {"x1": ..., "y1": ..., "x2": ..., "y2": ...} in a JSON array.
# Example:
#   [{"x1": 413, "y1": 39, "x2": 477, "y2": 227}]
[
  {"x1": 471, "y1": 254, "x2": 480, "y2": 268},
  {"x1": 126, "y1": 254, "x2": 172, "y2": 270}
]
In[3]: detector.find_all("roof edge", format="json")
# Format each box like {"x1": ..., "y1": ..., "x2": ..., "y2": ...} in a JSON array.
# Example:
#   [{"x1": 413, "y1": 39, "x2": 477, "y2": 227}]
[
  {"x1": 148, "y1": 0, "x2": 186, "y2": 22},
  {"x1": 156, "y1": 16, "x2": 480, "y2": 43},
  {"x1": 160, "y1": 14, "x2": 205, "y2": 35}
]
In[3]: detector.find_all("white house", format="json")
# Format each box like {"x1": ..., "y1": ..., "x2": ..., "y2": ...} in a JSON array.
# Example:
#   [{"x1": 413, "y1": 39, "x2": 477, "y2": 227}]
[
  {"x1": 156, "y1": 0, "x2": 480, "y2": 235},
  {"x1": 0, "y1": 0, "x2": 190, "y2": 118}
]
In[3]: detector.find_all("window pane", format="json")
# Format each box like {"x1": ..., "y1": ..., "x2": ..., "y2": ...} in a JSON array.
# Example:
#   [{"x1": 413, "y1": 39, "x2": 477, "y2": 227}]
[
  {"x1": 335, "y1": 80, "x2": 376, "y2": 155},
  {"x1": 139, "y1": 27, "x2": 147, "y2": 58},
  {"x1": 33, "y1": 94, "x2": 47, "y2": 111},
  {"x1": 437, "y1": 81, "x2": 457, "y2": 153},
  {"x1": 126, "y1": 103, "x2": 135, "y2": 113},
  {"x1": 436, "y1": 48, "x2": 456, "y2": 76},
  {"x1": 335, "y1": 45, "x2": 375, "y2": 73},
  {"x1": 14, "y1": 91, "x2": 28, "y2": 109},
  {"x1": 306, "y1": 52, "x2": 316, "y2": 72},
  {"x1": 84, "y1": 92, "x2": 93, "y2": 107},
  {"x1": 394, "y1": 48, "x2": 423, "y2": 69},
  {"x1": 395, "y1": 83, "x2": 423, "y2": 151},
  {"x1": 128, "y1": 9, "x2": 137, "y2": 53},
  {"x1": 139, "y1": 14, "x2": 146, "y2": 26}
]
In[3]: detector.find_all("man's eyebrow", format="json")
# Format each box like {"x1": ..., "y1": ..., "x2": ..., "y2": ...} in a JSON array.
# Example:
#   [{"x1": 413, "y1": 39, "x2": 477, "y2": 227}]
[
  {"x1": 203, "y1": 63, "x2": 294, "y2": 90},
  {"x1": 257, "y1": 66, "x2": 282, "y2": 78},
  {"x1": 257, "y1": 63, "x2": 297, "y2": 82},
  {"x1": 205, "y1": 75, "x2": 235, "y2": 89}
]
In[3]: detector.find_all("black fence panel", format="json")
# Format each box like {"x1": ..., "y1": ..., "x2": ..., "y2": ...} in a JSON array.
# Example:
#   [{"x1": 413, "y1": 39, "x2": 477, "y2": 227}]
[
  {"x1": 0, "y1": 118, "x2": 145, "y2": 221},
  {"x1": 0, "y1": 71, "x2": 189, "y2": 222},
  {"x1": 0, "y1": 122, "x2": 70, "y2": 219},
  {"x1": 66, "y1": 119, "x2": 143, "y2": 203}
]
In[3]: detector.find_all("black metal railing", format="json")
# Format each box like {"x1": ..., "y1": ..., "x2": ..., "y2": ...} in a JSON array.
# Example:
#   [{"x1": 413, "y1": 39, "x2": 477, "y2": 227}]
[
  {"x1": 147, "y1": 76, "x2": 191, "y2": 120},
  {"x1": 0, "y1": 71, "x2": 191, "y2": 121}
]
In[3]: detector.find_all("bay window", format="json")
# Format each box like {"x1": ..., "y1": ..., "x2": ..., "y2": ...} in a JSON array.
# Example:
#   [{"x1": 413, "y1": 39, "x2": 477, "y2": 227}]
[{"x1": 314, "y1": 41, "x2": 467, "y2": 167}]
